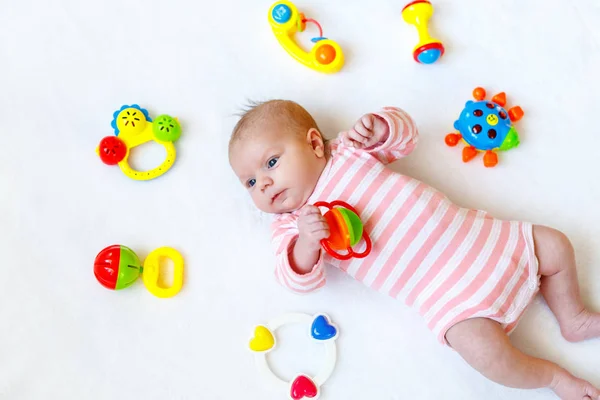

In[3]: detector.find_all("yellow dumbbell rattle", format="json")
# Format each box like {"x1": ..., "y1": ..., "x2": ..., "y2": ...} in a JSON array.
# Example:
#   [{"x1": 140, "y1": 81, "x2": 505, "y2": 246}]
[
  {"x1": 268, "y1": 0, "x2": 344, "y2": 74},
  {"x1": 96, "y1": 104, "x2": 181, "y2": 181},
  {"x1": 94, "y1": 245, "x2": 184, "y2": 298},
  {"x1": 402, "y1": 0, "x2": 445, "y2": 64}
]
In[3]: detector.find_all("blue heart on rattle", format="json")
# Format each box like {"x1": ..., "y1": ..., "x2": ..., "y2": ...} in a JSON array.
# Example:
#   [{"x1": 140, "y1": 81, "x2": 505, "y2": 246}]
[{"x1": 310, "y1": 314, "x2": 338, "y2": 341}]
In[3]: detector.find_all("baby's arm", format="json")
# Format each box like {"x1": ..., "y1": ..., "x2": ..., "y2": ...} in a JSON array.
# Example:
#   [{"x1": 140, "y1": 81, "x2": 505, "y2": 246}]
[
  {"x1": 271, "y1": 206, "x2": 329, "y2": 294},
  {"x1": 337, "y1": 107, "x2": 419, "y2": 164}
]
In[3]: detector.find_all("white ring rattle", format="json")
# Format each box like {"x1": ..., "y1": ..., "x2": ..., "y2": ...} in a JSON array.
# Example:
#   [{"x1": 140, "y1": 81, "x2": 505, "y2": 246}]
[{"x1": 248, "y1": 313, "x2": 339, "y2": 399}]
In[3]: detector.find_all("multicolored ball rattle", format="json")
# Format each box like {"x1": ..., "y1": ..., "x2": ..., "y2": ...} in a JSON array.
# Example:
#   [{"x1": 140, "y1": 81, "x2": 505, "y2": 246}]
[
  {"x1": 315, "y1": 201, "x2": 372, "y2": 260},
  {"x1": 249, "y1": 313, "x2": 339, "y2": 399},
  {"x1": 402, "y1": 0, "x2": 445, "y2": 64},
  {"x1": 445, "y1": 87, "x2": 524, "y2": 167},
  {"x1": 96, "y1": 104, "x2": 182, "y2": 181},
  {"x1": 268, "y1": 1, "x2": 344, "y2": 74},
  {"x1": 94, "y1": 245, "x2": 184, "y2": 298}
]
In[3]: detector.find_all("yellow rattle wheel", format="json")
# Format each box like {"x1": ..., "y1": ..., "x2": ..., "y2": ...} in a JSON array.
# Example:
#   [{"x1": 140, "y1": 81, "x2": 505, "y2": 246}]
[{"x1": 116, "y1": 107, "x2": 148, "y2": 136}]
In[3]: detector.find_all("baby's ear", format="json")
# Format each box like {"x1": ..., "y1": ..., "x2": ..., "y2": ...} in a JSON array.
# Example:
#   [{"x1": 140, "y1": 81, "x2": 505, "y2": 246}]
[{"x1": 307, "y1": 128, "x2": 325, "y2": 158}]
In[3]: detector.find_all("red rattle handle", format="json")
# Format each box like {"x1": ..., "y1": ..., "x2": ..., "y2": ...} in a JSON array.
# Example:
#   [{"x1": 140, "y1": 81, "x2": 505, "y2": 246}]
[{"x1": 314, "y1": 201, "x2": 372, "y2": 260}]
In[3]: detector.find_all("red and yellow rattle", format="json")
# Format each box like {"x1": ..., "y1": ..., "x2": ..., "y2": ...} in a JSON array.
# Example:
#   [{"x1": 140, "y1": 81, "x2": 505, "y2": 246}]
[{"x1": 315, "y1": 201, "x2": 372, "y2": 260}]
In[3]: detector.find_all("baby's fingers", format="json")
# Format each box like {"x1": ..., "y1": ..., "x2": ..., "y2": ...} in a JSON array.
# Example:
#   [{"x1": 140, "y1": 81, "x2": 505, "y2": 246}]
[
  {"x1": 353, "y1": 122, "x2": 374, "y2": 142},
  {"x1": 361, "y1": 114, "x2": 375, "y2": 130},
  {"x1": 300, "y1": 204, "x2": 321, "y2": 216},
  {"x1": 306, "y1": 218, "x2": 329, "y2": 231},
  {"x1": 346, "y1": 130, "x2": 368, "y2": 148},
  {"x1": 312, "y1": 226, "x2": 331, "y2": 241}
]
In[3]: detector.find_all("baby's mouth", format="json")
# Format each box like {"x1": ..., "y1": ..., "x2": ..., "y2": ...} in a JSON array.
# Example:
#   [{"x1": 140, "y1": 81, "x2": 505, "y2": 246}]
[{"x1": 271, "y1": 190, "x2": 285, "y2": 203}]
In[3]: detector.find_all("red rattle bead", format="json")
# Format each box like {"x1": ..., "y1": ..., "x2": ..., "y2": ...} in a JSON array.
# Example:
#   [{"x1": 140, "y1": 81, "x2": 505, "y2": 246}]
[
  {"x1": 314, "y1": 201, "x2": 372, "y2": 260},
  {"x1": 98, "y1": 136, "x2": 127, "y2": 165}
]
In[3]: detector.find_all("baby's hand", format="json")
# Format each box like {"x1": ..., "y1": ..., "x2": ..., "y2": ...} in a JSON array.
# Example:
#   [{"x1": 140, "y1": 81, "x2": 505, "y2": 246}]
[
  {"x1": 342, "y1": 113, "x2": 389, "y2": 149},
  {"x1": 297, "y1": 205, "x2": 330, "y2": 251}
]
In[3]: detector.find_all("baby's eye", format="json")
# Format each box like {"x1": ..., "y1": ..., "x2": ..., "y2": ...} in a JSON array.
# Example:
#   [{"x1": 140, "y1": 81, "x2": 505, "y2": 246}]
[
  {"x1": 267, "y1": 157, "x2": 279, "y2": 168},
  {"x1": 246, "y1": 178, "x2": 256, "y2": 188}
]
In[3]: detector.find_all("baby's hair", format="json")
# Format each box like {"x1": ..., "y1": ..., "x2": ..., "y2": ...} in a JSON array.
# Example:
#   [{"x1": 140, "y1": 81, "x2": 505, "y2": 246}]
[{"x1": 229, "y1": 99, "x2": 321, "y2": 155}]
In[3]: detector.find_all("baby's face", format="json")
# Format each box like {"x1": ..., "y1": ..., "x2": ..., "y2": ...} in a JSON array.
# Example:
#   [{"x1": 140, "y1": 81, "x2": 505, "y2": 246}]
[{"x1": 230, "y1": 121, "x2": 326, "y2": 214}]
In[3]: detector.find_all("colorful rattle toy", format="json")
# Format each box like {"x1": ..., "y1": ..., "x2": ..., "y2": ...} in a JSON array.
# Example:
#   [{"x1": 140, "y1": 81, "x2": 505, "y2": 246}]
[
  {"x1": 94, "y1": 245, "x2": 184, "y2": 298},
  {"x1": 249, "y1": 313, "x2": 339, "y2": 399},
  {"x1": 402, "y1": 1, "x2": 445, "y2": 64},
  {"x1": 268, "y1": 1, "x2": 344, "y2": 74},
  {"x1": 315, "y1": 201, "x2": 372, "y2": 260},
  {"x1": 445, "y1": 87, "x2": 524, "y2": 168},
  {"x1": 96, "y1": 104, "x2": 182, "y2": 181}
]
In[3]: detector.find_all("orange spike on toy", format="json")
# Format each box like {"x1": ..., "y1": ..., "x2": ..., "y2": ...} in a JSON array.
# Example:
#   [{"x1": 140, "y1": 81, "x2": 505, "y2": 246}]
[
  {"x1": 492, "y1": 92, "x2": 507, "y2": 107},
  {"x1": 473, "y1": 87, "x2": 486, "y2": 101},
  {"x1": 483, "y1": 150, "x2": 498, "y2": 167},
  {"x1": 462, "y1": 146, "x2": 478, "y2": 162},
  {"x1": 445, "y1": 133, "x2": 462, "y2": 147},
  {"x1": 508, "y1": 106, "x2": 524, "y2": 122}
]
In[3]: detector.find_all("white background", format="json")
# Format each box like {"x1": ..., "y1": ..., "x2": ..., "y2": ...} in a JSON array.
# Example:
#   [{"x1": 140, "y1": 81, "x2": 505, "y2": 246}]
[{"x1": 1, "y1": 0, "x2": 599, "y2": 399}]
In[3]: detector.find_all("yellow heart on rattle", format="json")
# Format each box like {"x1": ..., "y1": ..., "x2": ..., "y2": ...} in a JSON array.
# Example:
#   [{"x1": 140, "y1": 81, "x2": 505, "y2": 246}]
[{"x1": 249, "y1": 325, "x2": 275, "y2": 352}]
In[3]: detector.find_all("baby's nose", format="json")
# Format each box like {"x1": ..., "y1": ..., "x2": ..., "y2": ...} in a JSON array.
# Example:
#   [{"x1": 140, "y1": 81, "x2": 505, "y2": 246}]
[{"x1": 259, "y1": 176, "x2": 273, "y2": 190}]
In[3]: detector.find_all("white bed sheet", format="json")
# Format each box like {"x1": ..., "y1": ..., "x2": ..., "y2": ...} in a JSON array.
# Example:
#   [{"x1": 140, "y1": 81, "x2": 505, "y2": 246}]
[{"x1": 1, "y1": 0, "x2": 599, "y2": 398}]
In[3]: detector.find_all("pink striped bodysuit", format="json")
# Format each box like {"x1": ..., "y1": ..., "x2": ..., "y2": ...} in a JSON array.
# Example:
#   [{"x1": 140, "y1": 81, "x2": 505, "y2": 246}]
[{"x1": 271, "y1": 107, "x2": 541, "y2": 345}]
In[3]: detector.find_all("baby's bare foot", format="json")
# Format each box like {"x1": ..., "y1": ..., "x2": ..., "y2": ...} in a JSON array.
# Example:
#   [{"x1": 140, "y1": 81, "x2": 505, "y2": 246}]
[
  {"x1": 562, "y1": 310, "x2": 600, "y2": 342},
  {"x1": 551, "y1": 369, "x2": 600, "y2": 400}
]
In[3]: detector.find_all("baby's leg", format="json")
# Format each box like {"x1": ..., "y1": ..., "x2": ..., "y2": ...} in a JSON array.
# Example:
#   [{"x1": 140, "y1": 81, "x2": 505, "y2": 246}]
[
  {"x1": 533, "y1": 225, "x2": 600, "y2": 342},
  {"x1": 446, "y1": 318, "x2": 600, "y2": 400}
]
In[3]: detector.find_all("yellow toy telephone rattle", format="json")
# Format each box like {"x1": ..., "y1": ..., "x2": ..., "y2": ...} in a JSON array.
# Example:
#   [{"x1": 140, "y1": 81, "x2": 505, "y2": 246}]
[
  {"x1": 268, "y1": 1, "x2": 344, "y2": 74},
  {"x1": 96, "y1": 104, "x2": 181, "y2": 181}
]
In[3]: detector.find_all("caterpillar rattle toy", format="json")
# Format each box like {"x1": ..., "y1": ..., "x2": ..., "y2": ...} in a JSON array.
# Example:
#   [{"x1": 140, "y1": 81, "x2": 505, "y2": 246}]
[{"x1": 445, "y1": 87, "x2": 524, "y2": 167}]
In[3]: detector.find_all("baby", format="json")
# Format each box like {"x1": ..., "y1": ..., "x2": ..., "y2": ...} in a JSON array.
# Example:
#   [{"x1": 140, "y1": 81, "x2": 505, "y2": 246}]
[{"x1": 228, "y1": 99, "x2": 600, "y2": 400}]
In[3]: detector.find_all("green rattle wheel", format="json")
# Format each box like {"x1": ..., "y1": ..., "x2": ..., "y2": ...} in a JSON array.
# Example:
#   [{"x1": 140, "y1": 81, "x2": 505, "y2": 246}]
[
  {"x1": 153, "y1": 115, "x2": 182, "y2": 142},
  {"x1": 336, "y1": 208, "x2": 363, "y2": 247}
]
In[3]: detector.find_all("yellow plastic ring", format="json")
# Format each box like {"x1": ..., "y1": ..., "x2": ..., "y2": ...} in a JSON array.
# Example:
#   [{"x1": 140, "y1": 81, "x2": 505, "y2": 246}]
[
  {"x1": 142, "y1": 247, "x2": 184, "y2": 298},
  {"x1": 118, "y1": 141, "x2": 176, "y2": 181}
]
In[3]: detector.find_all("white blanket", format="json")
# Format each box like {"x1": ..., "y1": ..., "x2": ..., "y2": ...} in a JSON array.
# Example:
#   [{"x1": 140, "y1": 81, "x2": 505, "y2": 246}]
[{"x1": 1, "y1": 0, "x2": 598, "y2": 398}]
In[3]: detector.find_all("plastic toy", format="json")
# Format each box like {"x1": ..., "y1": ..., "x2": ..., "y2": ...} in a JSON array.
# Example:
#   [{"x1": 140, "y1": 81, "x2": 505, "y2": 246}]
[
  {"x1": 315, "y1": 201, "x2": 372, "y2": 260},
  {"x1": 268, "y1": 1, "x2": 344, "y2": 74},
  {"x1": 94, "y1": 245, "x2": 184, "y2": 298},
  {"x1": 445, "y1": 87, "x2": 524, "y2": 167},
  {"x1": 402, "y1": 1, "x2": 445, "y2": 64},
  {"x1": 96, "y1": 104, "x2": 182, "y2": 181},
  {"x1": 249, "y1": 313, "x2": 339, "y2": 399}
]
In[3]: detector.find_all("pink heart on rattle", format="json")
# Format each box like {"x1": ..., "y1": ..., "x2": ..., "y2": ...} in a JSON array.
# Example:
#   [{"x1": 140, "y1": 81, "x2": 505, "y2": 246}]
[{"x1": 290, "y1": 375, "x2": 318, "y2": 399}]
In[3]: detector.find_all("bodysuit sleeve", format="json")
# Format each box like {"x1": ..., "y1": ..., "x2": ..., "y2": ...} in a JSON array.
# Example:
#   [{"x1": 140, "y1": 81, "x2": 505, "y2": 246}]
[
  {"x1": 270, "y1": 213, "x2": 326, "y2": 294},
  {"x1": 336, "y1": 106, "x2": 419, "y2": 164}
]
